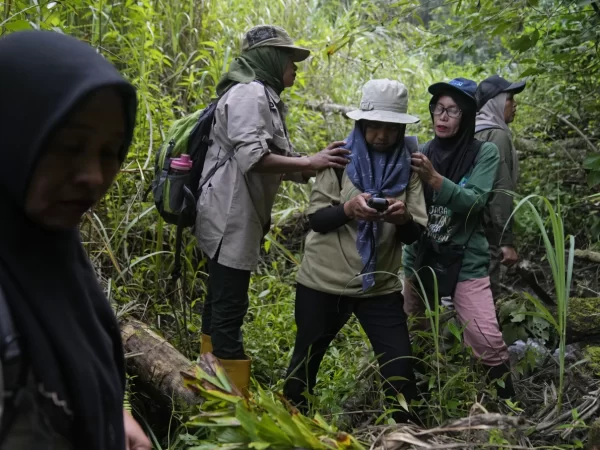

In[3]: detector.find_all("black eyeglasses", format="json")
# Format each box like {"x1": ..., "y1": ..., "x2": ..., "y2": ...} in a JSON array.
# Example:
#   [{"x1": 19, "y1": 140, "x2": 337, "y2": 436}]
[{"x1": 430, "y1": 103, "x2": 462, "y2": 118}]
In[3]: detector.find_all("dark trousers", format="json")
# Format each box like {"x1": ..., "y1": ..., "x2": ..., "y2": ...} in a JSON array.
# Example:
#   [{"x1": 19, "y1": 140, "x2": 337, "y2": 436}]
[
  {"x1": 284, "y1": 283, "x2": 415, "y2": 411},
  {"x1": 201, "y1": 255, "x2": 251, "y2": 360}
]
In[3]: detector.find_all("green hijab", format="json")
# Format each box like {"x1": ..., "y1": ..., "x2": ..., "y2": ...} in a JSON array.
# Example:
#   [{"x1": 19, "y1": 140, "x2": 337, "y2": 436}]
[{"x1": 216, "y1": 46, "x2": 290, "y2": 96}]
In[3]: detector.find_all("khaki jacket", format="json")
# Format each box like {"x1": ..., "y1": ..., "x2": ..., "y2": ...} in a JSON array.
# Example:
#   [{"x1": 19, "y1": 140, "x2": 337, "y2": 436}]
[
  {"x1": 195, "y1": 82, "x2": 303, "y2": 271},
  {"x1": 475, "y1": 127, "x2": 519, "y2": 247},
  {"x1": 296, "y1": 169, "x2": 427, "y2": 297}
]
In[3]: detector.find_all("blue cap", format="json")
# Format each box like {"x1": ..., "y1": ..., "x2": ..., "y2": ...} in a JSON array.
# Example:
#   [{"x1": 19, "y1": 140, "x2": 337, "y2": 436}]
[{"x1": 428, "y1": 77, "x2": 478, "y2": 105}]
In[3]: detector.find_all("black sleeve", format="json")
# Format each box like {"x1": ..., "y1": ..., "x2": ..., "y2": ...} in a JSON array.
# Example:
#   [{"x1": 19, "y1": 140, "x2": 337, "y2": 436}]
[
  {"x1": 308, "y1": 204, "x2": 351, "y2": 233},
  {"x1": 396, "y1": 219, "x2": 424, "y2": 245}
]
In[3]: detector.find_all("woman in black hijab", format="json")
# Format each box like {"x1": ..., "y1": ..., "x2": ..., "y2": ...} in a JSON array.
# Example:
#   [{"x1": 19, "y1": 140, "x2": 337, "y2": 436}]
[
  {"x1": 402, "y1": 78, "x2": 515, "y2": 399},
  {"x1": 0, "y1": 31, "x2": 151, "y2": 449}
]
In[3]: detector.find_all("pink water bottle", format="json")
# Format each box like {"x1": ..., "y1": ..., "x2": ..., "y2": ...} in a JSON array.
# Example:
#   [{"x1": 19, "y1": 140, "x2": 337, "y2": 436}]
[{"x1": 170, "y1": 154, "x2": 193, "y2": 175}]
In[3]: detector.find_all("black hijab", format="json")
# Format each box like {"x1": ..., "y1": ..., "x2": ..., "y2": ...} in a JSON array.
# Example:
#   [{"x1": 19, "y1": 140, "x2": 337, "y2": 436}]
[
  {"x1": 0, "y1": 31, "x2": 137, "y2": 448},
  {"x1": 425, "y1": 91, "x2": 481, "y2": 202}
]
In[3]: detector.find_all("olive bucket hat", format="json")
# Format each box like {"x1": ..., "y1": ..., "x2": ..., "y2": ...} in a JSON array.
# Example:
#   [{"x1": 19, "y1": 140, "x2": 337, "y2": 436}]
[
  {"x1": 242, "y1": 25, "x2": 310, "y2": 62},
  {"x1": 346, "y1": 79, "x2": 420, "y2": 124}
]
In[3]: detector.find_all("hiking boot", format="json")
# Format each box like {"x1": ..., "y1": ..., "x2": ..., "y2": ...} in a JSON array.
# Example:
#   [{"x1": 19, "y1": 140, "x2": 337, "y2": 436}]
[
  {"x1": 200, "y1": 333, "x2": 213, "y2": 354},
  {"x1": 485, "y1": 362, "x2": 515, "y2": 399},
  {"x1": 218, "y1": 357, "x2": 252, "y2": 397}
]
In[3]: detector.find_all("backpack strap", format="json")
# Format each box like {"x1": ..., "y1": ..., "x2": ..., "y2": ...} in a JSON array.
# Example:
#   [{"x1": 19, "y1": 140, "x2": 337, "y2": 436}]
[{"x1": 0, "y1": 285, "x2": 26, "y2": 441}]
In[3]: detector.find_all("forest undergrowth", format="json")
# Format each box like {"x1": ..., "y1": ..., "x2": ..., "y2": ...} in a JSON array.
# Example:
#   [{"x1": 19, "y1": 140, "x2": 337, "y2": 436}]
[{"x1": 2, "y1": 0, "x2": 600, "y2": 448}]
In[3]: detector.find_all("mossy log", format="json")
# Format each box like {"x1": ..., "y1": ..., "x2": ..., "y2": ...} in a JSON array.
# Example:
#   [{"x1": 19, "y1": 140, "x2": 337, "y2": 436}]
[
  {"x1": 120, "y1": 318, "x2": 202, "y2": 408},
  {"x1": 587, "y1": 416, "x2": 600, "y2": 450},
  {"x1": 561, "y1": 297, "x2": 600, "y2": 344},
  {"x1": 499, "y1": 296, "x2": 600, "y2": 344}
]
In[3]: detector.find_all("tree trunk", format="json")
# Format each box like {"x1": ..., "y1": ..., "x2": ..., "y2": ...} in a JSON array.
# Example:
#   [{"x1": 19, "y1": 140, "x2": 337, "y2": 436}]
[{"x1": 120, "y1": 318, "x2": 202, "y2": 408}]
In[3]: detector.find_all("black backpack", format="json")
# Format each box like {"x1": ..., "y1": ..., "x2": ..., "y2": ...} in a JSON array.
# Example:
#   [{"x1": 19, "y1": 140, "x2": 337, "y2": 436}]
[{"x1": 151, "y1": 100, "x2": 232, "y2": 280}]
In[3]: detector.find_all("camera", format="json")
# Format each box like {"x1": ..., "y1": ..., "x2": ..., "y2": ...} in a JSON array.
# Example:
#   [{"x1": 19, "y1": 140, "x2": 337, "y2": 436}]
[{"x1": 367, "y1": 197, "x2": 389, "y2": 212}]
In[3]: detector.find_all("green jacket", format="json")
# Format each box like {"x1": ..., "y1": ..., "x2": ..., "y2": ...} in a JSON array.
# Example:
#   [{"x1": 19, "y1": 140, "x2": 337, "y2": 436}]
[
  {"x1": 403, "y1": 142, "x2": 500, "y2": 282},
  {"x1": 475, "y1": 127, "x2": 519, "y2": 247}
]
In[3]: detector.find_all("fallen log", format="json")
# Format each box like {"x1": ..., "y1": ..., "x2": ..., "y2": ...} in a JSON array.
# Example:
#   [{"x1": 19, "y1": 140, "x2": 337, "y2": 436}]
[
  {"x1": 563, "y1": 297, "x2": 600, "y2": 344},
  {"x1": 516, "y1": 264, "x2": 555, "y2": 305},
  {"x1": 499, "y1": 296, "x2": 600, "y2": 345},
  {"x1": 120, "y1": 318, "x2": 202, "y2": 408},
  {"x1": 305, "y1": 101, "x2": 352, "y2": 115},
  {"x1": 575, "y1": 249, "x2": 600, "y2": 264}
]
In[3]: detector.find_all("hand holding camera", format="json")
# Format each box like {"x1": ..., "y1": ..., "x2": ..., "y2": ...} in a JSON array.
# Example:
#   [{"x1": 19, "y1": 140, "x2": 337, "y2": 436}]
[
  {"x1": 382, "y1": 198, "x2": 412, "y2": 225},
  {"x1": 344, "y1": 194, "x2": 411, "y2": 225},
  {"x1": 343, "y1": 194, "x2": 382, "y2": 221}
]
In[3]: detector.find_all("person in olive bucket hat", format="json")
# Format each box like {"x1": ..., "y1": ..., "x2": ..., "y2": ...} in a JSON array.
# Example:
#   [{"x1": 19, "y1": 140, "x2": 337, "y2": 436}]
[
  {"x1": 475, "y1": 75, "x2": 527, "y2": 302},
  {"x1": 196, "y1": 25, "x2": 350, "y2": 395}
]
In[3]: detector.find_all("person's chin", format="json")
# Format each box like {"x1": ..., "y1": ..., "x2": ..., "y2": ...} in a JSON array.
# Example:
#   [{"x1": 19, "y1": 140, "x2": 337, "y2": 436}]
[
  {"x1": 372, "y1": 144, "x2": 393, "y2": 152},
  {"x1": 34, "y1": 212, "x2": 84, "y2": 231}
]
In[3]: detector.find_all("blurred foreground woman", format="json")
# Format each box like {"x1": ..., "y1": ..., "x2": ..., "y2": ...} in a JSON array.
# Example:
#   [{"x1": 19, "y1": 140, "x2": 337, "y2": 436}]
[{"x1": 0, "y1": 31, "x2": 151, "y2": 449}]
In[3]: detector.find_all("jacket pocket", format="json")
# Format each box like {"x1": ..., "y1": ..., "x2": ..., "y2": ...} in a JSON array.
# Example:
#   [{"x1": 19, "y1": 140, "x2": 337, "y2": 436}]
[{"x1": 271, "y1": 133, "x2": 290, "y2": 154}]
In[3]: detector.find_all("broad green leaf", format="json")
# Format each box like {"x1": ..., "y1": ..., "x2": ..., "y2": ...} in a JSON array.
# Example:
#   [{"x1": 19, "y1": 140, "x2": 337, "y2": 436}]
[
  {"x1": 216, "y1": 427, "x2": 251, "y2": 444},
  {"x1": 290, "y1": 413, "x2": 327, "y2": 449},
  {"x1": 519, "y1": 67, "x2": 543, "y2": 77},
  {"x1": 248, "y1": 443, "x2": 270, "y2": 450},
  {"x1": 511, "y1": 30, "x2": 540, "y2": 52},
  {"x1": 501, "y1": 323, "x2": 528, "y2": 346},
  {"x1": 492, "y1": 22, "x2": 512, "y2": 36},
  {"x1": 255, "y1": 389, "x2": 304, "y2": 442},
  {"x1": 396, "y1": 393, "x2": 409, "y2": 411},
  {"x1": 583, "y1": 154, "x2": 600, "y2": 169},
  {"x1": 446, "y1": 321, "x2": 463, "y2": 342},
  {"x1": 235, "y1": 404, "x2": 260, "y2": 440},
  {"x1": 254, "y1": 413, "x2": 294, "y2": 446},
  {"x1": 587, "y1": 170, "x2": 600, "y2": 188},
  {"x1": 5, "y1": 20, "x2": 32, "y2": 31}
]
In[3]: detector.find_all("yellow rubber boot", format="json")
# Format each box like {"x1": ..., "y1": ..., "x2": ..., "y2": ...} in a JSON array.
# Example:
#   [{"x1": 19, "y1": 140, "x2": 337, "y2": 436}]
[
  {"x1": 218, "y1": 357, "x2": 251, "y2": 397},
  {"x1": 200, "y1": 334, "x2": 213, "y2": 354}
]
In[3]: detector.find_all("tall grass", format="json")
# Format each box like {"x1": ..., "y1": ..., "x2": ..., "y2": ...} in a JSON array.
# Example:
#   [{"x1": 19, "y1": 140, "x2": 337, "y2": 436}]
[
  {"x1": 0, "y1": 0, "x2": 592, "y2": 447},
  {"x1": 511, "y1": 195, "x2": 575, "y2": 411}
]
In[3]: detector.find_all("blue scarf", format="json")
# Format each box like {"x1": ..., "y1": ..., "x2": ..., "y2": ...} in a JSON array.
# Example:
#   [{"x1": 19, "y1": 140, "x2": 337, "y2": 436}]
[{"x1": 345, "y1": 124, "x2": 413, "y2": 291}]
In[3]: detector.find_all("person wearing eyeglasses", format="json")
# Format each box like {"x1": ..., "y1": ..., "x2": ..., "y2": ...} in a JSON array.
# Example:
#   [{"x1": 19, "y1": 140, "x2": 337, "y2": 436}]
[{"x1": 403, "y1": 78, "x2": 514, "y2": 399}]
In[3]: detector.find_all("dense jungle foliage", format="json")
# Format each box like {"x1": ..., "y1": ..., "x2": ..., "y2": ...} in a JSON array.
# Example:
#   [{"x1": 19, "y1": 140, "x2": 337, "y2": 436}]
[{"x1": 1, "y1": 0, "x2": 600, "y2": 448}]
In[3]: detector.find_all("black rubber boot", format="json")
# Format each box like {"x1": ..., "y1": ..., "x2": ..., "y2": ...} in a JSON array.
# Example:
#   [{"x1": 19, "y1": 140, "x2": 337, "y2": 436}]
[{"x1": 486, "y1": 363, "x2": 515, "y2": 399}]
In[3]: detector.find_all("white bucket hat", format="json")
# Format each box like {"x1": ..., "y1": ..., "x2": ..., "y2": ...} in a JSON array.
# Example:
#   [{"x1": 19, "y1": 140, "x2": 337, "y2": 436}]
[{"x1": 346, "y1": 79, "x2": 420, "y2": 124}]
